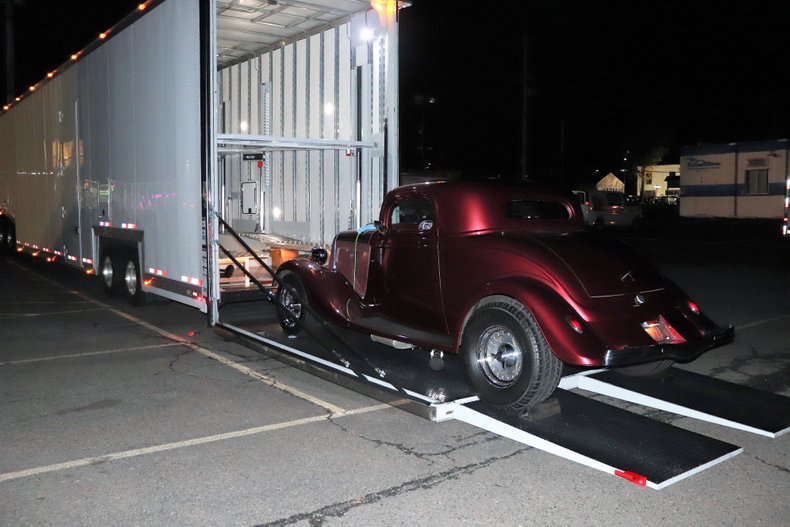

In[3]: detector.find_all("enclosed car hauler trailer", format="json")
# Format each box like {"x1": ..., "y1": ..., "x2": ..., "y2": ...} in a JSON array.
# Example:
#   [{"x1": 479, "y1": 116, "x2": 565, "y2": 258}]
[{"x1": 0, "y1": 0, "x2": 401, "y2": 316}]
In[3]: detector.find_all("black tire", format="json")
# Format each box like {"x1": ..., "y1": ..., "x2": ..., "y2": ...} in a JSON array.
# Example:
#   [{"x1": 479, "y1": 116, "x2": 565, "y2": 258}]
[
  {"x1": 99, "y1": 252, "x2": 119, "y2": 297},
  {"x1": 276, "y1": 271, "x2": 308, "y2": 336},
  {"x1": 461, "y1": 298, "x2": 563, "y2": 413},
  {"x1": 122, "y1": 252, "x2": 146, "y2": 306},
  {"x1": 616, "y1": 359, "x2": 674, "y2": 377}
]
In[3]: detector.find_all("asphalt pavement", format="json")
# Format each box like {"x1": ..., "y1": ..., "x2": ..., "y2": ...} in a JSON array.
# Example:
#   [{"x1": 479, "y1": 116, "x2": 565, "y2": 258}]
[{"x1": 1, "y1": 224, "x2": 789, "y2": 526}]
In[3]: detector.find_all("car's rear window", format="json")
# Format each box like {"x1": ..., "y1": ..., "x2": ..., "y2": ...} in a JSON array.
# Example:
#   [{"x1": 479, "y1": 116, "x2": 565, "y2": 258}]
[{"x1": 506, "y1": 200, "x2": 570, "y2": 220}]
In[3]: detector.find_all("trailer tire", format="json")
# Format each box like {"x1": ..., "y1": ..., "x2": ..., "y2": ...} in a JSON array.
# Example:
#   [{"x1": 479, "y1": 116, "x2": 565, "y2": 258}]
[
  {"x1": 276, "y1": 271, "x2": 308, "y2": 336},
  {"x1": 122, "y1": 252, "x2": 146, "y2": 306},
  {"x1": 100, "y1": 252, "x2": 120, "y2": 296},
  {"x1": 461, "y1": 298, "x2": 562, "y2": 413}
]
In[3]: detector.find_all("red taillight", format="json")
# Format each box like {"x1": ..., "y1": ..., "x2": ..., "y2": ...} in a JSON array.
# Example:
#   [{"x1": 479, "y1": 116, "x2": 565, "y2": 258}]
[
  {"x1": 686, "y1": 300, "x2": 700, "y2": 315},
  {"x1": 615, "y1": 469, "x2": 647, "y2": 486},
  {"x1": 566, "y1": 316, "x2": 583, "y2": 334},
  {"x1": 642, "y1": 316, "x2": 686, "y2": 344}
]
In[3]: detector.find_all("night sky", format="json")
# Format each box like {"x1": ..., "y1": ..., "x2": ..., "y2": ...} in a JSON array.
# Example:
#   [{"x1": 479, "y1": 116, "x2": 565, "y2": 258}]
[{"x1": 4, "y1": 1, "x2": 790, "y2": 186}]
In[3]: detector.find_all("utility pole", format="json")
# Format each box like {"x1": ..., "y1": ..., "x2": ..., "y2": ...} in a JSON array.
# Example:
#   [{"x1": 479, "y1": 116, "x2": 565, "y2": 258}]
[{"x1": 520, "y1": 35, "x2": 528, "y2": 178}]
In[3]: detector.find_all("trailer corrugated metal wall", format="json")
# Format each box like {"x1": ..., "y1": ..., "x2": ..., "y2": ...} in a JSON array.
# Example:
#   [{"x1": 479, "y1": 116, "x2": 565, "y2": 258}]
[{"x1": 217, "y1": 10, "x2": 396, "y2": 246}]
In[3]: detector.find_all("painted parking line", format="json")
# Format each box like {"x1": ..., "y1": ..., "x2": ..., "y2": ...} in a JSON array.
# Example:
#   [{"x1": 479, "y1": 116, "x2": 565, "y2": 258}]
[
  {"x1": 0, "y1": 308, "x2": 108, "y2": 318},
  {"x1": 735, "y1": 313, "x2": 790, "y2": 331},
  {"x1": 0, "y1": 343, "x2": 183, "y2": 366},
  {"x1": 7, "y1": 259, "x2": 350, "y2": 415},
  {"x1": 0, "y1": 403, "x2": 391, "y2": 483}
]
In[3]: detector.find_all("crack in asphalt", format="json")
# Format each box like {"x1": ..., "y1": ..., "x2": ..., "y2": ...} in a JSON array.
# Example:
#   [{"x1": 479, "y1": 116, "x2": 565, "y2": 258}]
[
  {"x1": 252, "y1": 448, "x2": 529, "y2": 527},
  {"x1": 326, "y1": 417, "x2": 502, "y2": 464},
  {"x1": 752, "y1": 455, "x2": 790, "y2": 475},
  {"x1": 708, "y1": 348, "x2": 790, "y2": 393}
]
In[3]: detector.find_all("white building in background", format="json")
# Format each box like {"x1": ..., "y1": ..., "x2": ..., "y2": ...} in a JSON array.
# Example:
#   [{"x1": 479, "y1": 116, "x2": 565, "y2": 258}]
[
  {"x1": 595, "y1": 172, "x2": 624, "y2": 192},
  {"x1": 639, "y1": 164, "x2": 680, "y2": 201},
  {"x1": 679, "y1": 139, "x2": 789, "y2": 219}
]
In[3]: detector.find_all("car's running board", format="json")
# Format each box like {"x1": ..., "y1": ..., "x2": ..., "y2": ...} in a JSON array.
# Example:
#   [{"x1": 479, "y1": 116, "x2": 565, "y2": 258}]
[
  {"x1": 370, "y1": 334, "x2": 415, "y2": 349},
  {"x1": 354, "y1": 315, "x2": 453, "y2": 349}
]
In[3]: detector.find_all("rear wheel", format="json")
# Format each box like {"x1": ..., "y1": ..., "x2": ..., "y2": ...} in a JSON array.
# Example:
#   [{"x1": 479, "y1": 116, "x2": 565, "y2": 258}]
[
  {"x1": 122, "y1": 253, "x2": 145, "y2": 306},
  {"x1": 276, "y1": 271, "x2": 308, "y2": 336},
  {"x1": 461, "y1": 298, "x2": 563, "y2": 413}
]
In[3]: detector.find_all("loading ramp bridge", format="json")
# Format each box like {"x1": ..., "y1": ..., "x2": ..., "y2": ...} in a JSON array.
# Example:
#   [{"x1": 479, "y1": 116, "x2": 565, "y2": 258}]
[{"x1": 217, "y1": 298, "x2": 790, "y2": 489}]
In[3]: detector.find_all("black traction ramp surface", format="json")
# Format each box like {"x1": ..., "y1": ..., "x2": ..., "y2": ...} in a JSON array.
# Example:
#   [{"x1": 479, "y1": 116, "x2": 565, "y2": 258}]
[
  {"x1": 466, "y1": 389, "x2": 741, "y2": 488},
  {"x1": 587, "y1": 368, "x2": 790, "y2": 437}
]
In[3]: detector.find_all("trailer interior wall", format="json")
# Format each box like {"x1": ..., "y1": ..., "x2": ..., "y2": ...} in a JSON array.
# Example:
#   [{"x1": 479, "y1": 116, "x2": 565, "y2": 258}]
[
  {"x1": 0, "y1": 0, "x2": 205, "y2": 307},
  {"x1": 217, "y1": 9, "x2": 398, "y2": 245}
]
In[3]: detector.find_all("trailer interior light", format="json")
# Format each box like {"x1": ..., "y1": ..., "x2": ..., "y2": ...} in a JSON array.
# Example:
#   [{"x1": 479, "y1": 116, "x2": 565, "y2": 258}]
[
  {"x1": 86, "y1": 268, "x2": 95, "y2": 275},
  {"x1": 32, "y1": 251, "x2": 40, "y2": 256},
  {"x1": 686, "y1": 300, "x2": 700, "y2": 315},
  {"x1": 144, "y1": 278, "x2": 154, "y2": 286},
  {"x1": 2, "y1": 105, "x2": 9, "y2": 111},
  {"x1": 273, "y1": 206, "x2": 282, "y2": 219},
  {"x1": 15, "y1": 97, "x2": 21, "y2": 102},
  {"x1": 71, "y1": 53, "x2": 80, "y2": 61},
  {"x1": 360, "y1": 27, "x2": 375, "y2": 41},
  {"x1": 16, "y1": 247, "x2": 23, "y2": 252},
  {"x1": 566, "y1": 316, "x2": 583, "y2": 334},
  {"x1": 46, "y1": 256, "x2": 55, "y2": 263},
  {"x1": 99, "y1": 32, "x2": 108, "y2": 40},
  {"x1": 138, "y1": 3, "x2": 148, "y2": 11},
  {"x1": 47, "y1": 71, "x2": 55, "y2": 78},
  {"x1": 29, "y1": 85, "x2": 36, "y2": 92}
]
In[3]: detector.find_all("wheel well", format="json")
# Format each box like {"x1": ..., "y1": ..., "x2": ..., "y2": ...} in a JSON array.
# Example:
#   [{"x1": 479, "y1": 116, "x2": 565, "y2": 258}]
[
  {"x1": 456, "y1": 294, "x2": 522, "y2": 351},
  {"x1": 99, "y1": 238, "x2": 140, "y2": 262}
]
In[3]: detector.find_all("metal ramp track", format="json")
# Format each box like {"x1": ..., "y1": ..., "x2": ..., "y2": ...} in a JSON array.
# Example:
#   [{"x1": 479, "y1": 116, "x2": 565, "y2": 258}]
[
  {"x1": 437, "y1": 390, "x2": 742, "y2": 490},
  {"x1": 568, "y1": 368, "x2": 790, "y2": 438}
]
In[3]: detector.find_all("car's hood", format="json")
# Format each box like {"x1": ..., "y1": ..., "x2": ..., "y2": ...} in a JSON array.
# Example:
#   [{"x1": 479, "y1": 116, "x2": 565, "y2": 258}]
[{"x1": 506, "y1": 232, "x2": 666, "y2": 298}]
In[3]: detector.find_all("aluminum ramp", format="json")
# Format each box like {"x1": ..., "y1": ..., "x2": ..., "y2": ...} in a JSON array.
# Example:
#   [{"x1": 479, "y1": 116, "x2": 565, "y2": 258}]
[
  {"x1": 439, "y1": 390, "x2": 742, "y2": 490},
  {"x1": 571, "y1": 368, "x2": 790, "y2": 438}
]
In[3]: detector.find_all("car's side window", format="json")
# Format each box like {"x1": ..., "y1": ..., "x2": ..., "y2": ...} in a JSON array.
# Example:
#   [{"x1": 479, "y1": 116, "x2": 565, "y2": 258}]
[{"x1": 389, "y1": 197, "x2": 434, "y2": 228}]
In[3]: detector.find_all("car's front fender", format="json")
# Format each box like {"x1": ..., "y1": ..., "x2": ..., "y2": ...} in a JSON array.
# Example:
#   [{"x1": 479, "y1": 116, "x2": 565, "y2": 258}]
[{"x1": 276, "y1": 258, "x2": 358, "y2": 327}]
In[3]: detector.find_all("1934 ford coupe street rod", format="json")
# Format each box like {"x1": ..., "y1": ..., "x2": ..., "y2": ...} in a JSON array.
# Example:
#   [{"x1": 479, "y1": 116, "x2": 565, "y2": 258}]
[{"x1": 275, "y1": 180, "x2": 734, "y2": 413}]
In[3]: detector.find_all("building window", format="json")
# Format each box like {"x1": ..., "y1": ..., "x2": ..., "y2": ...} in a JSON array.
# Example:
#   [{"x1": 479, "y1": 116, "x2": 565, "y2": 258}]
[{"x1": 745, "y1": 169, "x2": 769, "y2": 195}]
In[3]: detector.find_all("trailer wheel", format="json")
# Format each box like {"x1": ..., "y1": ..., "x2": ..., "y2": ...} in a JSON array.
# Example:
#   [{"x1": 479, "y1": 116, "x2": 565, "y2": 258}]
[
  {"x1": 461, "y1": 298, "x2": 562, "y2": 413},
  {"x1": 100, "y1": 252, "x2": 119, "y2": 296},
  {"x1": 616, "y1": 359, "x2": 674, "y2": 377},
  {"x1": 276, "y1": 271, "x2": 307, "y2": 336},
  {"x1": 122, "y1": 253, "x2": 145, "y2": 306}
]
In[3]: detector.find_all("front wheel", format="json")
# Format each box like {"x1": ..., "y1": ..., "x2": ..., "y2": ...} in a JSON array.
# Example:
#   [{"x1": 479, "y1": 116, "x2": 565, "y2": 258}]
[
  {"x1": 276, "y1": 271, "x2": 308, "y2": 336},
  {"x1": 100, "y1": 252, "x2": 119, "y2": 296},
  {"x1": 461, "y1": 298, "x2": 562, "y2": 414}
]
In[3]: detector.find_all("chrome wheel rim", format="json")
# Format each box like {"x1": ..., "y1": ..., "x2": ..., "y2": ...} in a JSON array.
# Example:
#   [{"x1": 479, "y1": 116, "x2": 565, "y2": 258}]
[
  {"x1": 102, "y1": 256, "x2": 114, "y2": 289},
  {"x1": 280, "y1": 286, "x2": 302, "y2": 327},
  {"x1": 124, "y1": 260, "x2": 138, "y2": 296},
  {"x1": 477, "y1": 325, "x2": 523, "y2": 387}
]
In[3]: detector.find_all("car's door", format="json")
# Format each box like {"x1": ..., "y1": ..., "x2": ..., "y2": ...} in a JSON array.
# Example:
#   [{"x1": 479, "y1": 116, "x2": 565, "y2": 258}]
[{"x1": 374, "y1": 193, "x2": 447, "y2": 334}]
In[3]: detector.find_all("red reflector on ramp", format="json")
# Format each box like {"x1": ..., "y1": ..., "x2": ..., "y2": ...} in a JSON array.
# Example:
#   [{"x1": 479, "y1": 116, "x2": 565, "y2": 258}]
[{"x1": 615, "y1": 469, "x2": 647, "y2": 486}]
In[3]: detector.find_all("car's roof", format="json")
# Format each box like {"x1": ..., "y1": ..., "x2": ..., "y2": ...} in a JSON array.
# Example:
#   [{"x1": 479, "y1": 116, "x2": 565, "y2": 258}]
[{"x1": 386, "y1": 179, "x2": 584, "y2": 234}]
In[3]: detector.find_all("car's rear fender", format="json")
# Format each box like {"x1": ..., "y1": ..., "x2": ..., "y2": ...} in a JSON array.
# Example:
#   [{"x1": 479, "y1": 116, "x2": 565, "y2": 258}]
[
  {"x1": 277, "y1": 258, "x2": 358, "y2": 327},
  {"x1": 454, "y1": 278, "x2": 609, "y2": 366}
]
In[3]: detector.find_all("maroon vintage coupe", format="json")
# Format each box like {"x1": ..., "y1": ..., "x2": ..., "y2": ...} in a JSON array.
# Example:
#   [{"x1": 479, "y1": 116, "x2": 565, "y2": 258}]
[{"x1": 275, "y1": 180, "x2": 733, "y2": 412}]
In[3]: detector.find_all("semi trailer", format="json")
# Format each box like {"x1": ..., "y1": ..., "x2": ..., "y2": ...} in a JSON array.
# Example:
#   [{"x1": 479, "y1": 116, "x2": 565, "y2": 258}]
[{"x1": 0, "y1": 0, "x2": 402, "y2": 320}]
